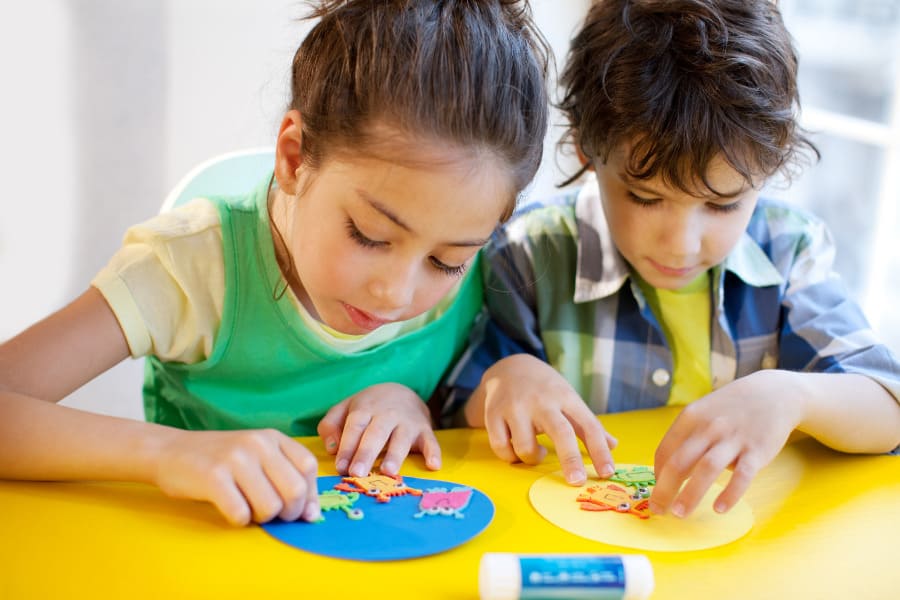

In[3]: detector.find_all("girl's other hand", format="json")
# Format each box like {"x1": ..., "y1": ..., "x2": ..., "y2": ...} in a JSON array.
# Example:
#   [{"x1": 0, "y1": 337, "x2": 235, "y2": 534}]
[
  {"x1": 471, "y1": 354, "x2": 617, "y2": 486},
  {"x1": 153, "y1": 428, "x2": 320, "y2": 526},
  {"x1": 317, "y1": 383, "x2": 441, "y2": 478}
]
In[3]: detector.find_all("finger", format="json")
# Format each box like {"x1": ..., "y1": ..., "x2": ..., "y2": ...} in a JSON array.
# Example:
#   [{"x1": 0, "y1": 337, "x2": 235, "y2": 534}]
[
  {"x1": 206, "y1": 468, "x2": 253, "y2": 526},
  {"x1": 347, "y1": 416, "x2": 394, "y2": 477},
  {"x1": 667, "y1": 440, "x2": 739, "y2": 518},
  {"x1": 713, "y1": 452, "x2": 762, "y2": 514},
  {"x1": 334, "y1": 410, "x2": 373, "y2": 474},
  {"x1": 539, "y1": 411, "x2": 586, "y2": 485},
  {"x1": 278, "y1": 437, "x2": 320, "y2": 522},
  {"x1": 317, "y1": 400, "x2": 351, "y2": 455},
  {"x1": 378, "y1": 425, "x2": 416, "y2": 476},
  {"x1": 650, "y1": 430, "x2": 713, "y2": 515},
  {"x1": 231, "y1": 456, "x2": 285, "y2": 524},
  {"x1": 484, "y1": 411, "x2": 519, "y2": 464},
  {"x1": 503, "y1": 407, "x2": 547, "y2": 465},
  {"x1": 568, "y1": 408, "x2": 616, "y2": 479},
  {"x1": 653, "y1": 408, "x2": 697, "y2": 476},
  {"x1": 416, "y1": 429, "x2": 442, "y2": 471}
]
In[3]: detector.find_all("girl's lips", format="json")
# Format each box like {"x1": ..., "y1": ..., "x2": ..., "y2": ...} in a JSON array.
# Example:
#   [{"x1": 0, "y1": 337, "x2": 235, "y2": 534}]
[{"x1": 342, "y1": 303, "x2": 390, "y2": 331}]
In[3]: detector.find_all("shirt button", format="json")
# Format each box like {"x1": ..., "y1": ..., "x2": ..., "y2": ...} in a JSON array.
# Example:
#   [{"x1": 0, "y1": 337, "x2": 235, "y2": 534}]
[{"x1": 651, "y1": 368, "x2": 670, "y2": 387}]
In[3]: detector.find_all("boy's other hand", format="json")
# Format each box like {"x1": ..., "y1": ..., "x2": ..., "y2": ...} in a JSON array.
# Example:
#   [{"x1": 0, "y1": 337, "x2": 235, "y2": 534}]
[
  {"x1": 153, "y1": 428, "x2": 320, "y2": 526},
  {"x1": 651, "y1": 370, "x2": 803, "y2": 518},
  {"x1": 317, "y1": 383, "x2": 441, "y2": 478},
  {"x1": 472, "y1": 354, "x2": 617, "y2": 485}
]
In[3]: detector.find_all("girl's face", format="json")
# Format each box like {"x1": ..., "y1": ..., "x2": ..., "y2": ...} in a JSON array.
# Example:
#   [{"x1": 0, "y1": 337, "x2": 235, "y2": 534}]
[
  {"x1": 594, "y1": 145, "x2": 761, "y2": 290},
  {"x1": 280, "y1": 141, "x2": 512, "y2": 335}
]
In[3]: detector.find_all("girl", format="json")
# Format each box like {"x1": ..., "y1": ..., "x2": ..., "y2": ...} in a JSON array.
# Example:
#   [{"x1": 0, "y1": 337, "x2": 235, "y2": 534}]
[{"x1": 0, "y1": 0, "x2": 549, "y2": 526}]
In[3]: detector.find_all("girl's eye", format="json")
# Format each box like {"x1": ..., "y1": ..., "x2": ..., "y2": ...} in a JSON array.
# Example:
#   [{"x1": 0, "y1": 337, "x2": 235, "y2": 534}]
[
  {"x1": 346, "y1": 219, "x2": 386, "y2": 248},
  {"x1": 429, "y1": 257, "x2": 468, "y2": 278},
  {"x1": 707, "y1": 200, "x2": 743, "y2": 214}
]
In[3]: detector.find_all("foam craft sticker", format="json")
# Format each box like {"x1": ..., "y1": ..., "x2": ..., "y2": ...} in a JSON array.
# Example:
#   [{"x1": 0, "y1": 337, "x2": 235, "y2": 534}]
[
  {"x1": 414, "y1": 487, "x2": 473, "y2": 519},
  {"x1": 576, "y1": 482, "x2": 652, "y2": 519},
  {"x1": 261, "y1": 475, "x2": 494, "y2": 561},
  {"x1": 335, "y1": 473, "x2": 423, "y2": 503},
  {"x1": 530, "y1": 464, "x2": 754, "y2": 552},
  {"x1": 315, "y1": 490, "x2": 364, "y2": 522}
]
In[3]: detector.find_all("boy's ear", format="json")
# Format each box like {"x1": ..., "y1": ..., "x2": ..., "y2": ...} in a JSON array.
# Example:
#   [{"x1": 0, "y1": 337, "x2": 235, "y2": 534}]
[
  {"x1": 574, "y1": 143, "x2": 594, "y2": 171},
  {"x1": 274, "y1": 110, "x2": 305, "y2": 195}
]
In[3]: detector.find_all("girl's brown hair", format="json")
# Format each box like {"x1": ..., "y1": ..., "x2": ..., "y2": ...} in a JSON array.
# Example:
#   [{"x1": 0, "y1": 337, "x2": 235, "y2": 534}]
[
  {"x1": 290, "y1": 0, "x2": 551, "y2": 201},
  {"x1": 559, "y1": 0, "x2": 818, "y2": 192}
]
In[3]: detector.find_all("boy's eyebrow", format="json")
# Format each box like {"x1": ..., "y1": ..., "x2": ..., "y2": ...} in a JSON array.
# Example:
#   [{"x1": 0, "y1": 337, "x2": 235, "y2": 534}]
[
  {"x1": 621, "y1": 174, "x2": 748, "y2": 201},
  {"x1": 359, "y1": 191, "x2": 490, "y2": 247}
]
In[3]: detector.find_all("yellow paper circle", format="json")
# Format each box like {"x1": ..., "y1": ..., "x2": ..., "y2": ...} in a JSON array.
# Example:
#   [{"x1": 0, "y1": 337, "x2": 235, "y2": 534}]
[{"x1": 529, "y1": 465, "x2": 754, "y2": 552}]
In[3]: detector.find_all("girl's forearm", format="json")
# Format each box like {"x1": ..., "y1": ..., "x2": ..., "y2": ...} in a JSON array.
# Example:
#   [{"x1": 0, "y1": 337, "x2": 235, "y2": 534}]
[{"x1": 0, "y1": 390, "x2": 177, "y2": 484}]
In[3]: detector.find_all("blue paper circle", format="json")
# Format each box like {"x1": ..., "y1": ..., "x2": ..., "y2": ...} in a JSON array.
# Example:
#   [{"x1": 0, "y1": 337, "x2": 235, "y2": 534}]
[{"x1": 261, "y1": 475, "x2": 494, "y2": 561}]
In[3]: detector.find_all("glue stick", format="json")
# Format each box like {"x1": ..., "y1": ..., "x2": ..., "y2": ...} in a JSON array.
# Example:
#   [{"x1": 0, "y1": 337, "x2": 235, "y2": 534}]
[{"x1": 479, "y1": 553, "x2": 653, "y2": 600}]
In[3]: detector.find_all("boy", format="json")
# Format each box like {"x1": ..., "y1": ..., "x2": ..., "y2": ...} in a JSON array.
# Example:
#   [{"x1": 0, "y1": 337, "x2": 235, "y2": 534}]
[{"x1": 447, "y1": 0, "x2": 900, "y2": 518}]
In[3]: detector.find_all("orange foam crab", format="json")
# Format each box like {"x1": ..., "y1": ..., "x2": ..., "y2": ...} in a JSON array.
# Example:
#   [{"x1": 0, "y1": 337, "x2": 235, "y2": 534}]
[
  {"x1": 335, "y1": 473, "x2": 423, "y2": 503},
  {"x1": 576, "y1": 482, "x2": 652, "y2": 519}
]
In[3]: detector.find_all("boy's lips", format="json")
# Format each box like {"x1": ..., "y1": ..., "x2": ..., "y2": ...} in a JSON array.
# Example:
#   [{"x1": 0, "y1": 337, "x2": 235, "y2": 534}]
[
  {"x1": 648, "y1": 258, "x2": 698, "y2": 277},
  {"x1": 342, "y1": 303, "x2": 391, "y2": 331}
]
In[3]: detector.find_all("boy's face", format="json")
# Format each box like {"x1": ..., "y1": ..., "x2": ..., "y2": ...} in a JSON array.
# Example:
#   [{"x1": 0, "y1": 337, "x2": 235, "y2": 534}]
[
  {"x1": 593, "y1": 146, "x2": 760, "y2": 290},
  {"x1": 283, "y1": 142, "x2": 512, "y2": 335}
]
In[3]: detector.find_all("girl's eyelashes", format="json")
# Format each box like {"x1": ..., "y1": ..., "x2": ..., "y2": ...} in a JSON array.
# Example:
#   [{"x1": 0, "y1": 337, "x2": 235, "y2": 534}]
[
  {"x1": 627, "y1": 191, "x2": 743, "y2": 214},
  {"x1": 345, "y1": 219, "x2": 386, "y2": 248},
  {"x1": 429, "y1": 257, "x2": 468, "y2": 278},
  {"x1": 347, "y1": 217, "x2": 468, "y2": 278},
  {"x1": 627, "y1": 191, "x2": 659, "y2": 207}
]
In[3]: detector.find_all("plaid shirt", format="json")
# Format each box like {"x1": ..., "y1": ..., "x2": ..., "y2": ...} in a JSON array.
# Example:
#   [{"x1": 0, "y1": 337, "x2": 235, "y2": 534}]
[{"x1": 441, "y1": 177, "x2": 900, "y2": 424}]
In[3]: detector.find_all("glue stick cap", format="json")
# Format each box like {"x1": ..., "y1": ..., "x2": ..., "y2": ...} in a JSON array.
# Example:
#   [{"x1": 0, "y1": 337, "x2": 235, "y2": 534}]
[{"x1": 479, "y1": 553, "x2": 654, "y2": 600}]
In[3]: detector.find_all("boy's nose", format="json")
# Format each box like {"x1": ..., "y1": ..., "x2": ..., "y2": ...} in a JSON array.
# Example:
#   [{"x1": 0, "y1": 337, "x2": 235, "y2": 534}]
[{"x1": 660, "y1": 214, "x2": 703, "y2": 257}]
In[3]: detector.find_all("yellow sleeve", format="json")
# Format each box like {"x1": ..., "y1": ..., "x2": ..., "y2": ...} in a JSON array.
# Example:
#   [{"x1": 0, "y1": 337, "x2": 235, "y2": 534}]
[{"x1": 90, "y1": 198, "x2": 226, "y2": 364}]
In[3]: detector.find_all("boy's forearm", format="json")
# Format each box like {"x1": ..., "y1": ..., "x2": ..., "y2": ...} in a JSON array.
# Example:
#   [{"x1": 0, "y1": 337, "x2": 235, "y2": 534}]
[
  {"x1": 0, "y1": 390, "x2": 175, "y2": 485},
  {"x1": 788, "y1": 371, "x2": 900, "y2": 453}
]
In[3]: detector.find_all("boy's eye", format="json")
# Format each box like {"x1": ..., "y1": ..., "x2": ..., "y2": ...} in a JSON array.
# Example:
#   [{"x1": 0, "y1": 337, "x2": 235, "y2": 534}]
[
  {"x1": 346, "y1": 219, "x2": 387, "y2": 248},
  {"x1": 429, "y1": 256, "x2": 468, "y2": 278},
  {"x1": 627, "y1": 192, "x2": 659, "y2": 207},
  {"x1": 707, "y1": 200, "x2": 743, "y2": 214}
]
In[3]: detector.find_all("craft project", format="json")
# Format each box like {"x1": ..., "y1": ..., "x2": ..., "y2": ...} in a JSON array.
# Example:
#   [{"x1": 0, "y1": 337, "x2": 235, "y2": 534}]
[
  {"x1": 335, "y1": 473, "x2": 423, "y2": 503},
  {"x1": 414, "y1": 487, "x2": 474, "y2": 519},
  {"x1": 576, "y1": 482, "x2": 652, "y2": 519},
  {"x1": 530, "y1": 464, "x2": 754, "y2": 552},
  {"x1": 315, "y1": 490, "x2": 364, "y2": 522},
  {"x1": 261, "y1": 475, "x2": 494, "y2": 561}
]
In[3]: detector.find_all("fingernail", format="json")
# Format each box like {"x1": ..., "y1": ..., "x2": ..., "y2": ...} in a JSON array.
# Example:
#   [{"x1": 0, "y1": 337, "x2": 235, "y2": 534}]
[
  {"x1": 349, "y1": 462, "x2": 365, "y2": 477},
  {"x1": 304, "y1": 501, "x2": 320, "y2": 522},
  {"x1": 380, "y1": 460, "x2": 396, "y2": 474},
  {"x1": 427, "y1": 457, "x2": 441, "y2": 470},
  {"x1": 335, "y1": 458, "x2": 348, "y2": 473},
  {"x1": 565, "y1": 470, "x2": 586, "y2": 485},
  {"x1": 649, "y1": 502, "x2": 664, "y2": 515},
  {"x1": 714, "y1": 501, "x2": 727, "y2": 513},
  {"x1": 325, "y1": 437, "x2": 337, "y2": 451},
  {"x1": 671, "y1": 502, "x2": 685, "y2": 518},
  {"x1": 599, "y1": 463, "x2": 615, "y2": 478}
]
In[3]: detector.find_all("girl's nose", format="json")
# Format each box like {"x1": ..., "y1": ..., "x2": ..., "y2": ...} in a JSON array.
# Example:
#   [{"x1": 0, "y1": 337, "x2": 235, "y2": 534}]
[{"x1": 367, "y1": 261, "x2": 417, "y2": 312}]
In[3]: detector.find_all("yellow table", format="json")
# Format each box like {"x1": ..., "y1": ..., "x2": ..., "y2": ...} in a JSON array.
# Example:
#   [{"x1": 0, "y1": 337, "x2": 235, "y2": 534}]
[{"x1": 1, "y1": 407, "x2": 898, "y2": 599}]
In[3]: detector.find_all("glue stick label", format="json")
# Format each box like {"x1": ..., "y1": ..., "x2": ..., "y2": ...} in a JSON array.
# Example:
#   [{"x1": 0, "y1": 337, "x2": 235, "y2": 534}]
[{"x1": 518, "y1": 556, "x2": 626, "y2": 599}]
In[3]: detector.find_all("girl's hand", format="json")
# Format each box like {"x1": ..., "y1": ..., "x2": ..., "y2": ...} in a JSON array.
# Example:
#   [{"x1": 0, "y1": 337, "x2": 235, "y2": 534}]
[
  {"x1": 317, "y1": 383, "x2": 441, "y2": 478},
  {"x1": 153, "y1": 428, "x2": 320, "y2": 526},
  {"x1": 471, "y1": 354, "x2": 617, "y2": 486},
  {"x1": 651, "y1": 370, "x2": 804, "y2": 518}
]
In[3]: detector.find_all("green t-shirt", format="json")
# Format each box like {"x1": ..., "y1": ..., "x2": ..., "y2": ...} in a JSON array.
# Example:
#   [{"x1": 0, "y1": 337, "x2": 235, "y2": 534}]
[{"x1": 142, "y1": 177, "x2": 484, "y2": 435}]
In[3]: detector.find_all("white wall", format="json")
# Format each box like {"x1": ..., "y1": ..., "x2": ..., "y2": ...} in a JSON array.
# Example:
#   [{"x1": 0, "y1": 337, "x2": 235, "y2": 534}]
[{"x1": 0, "y1": 0, "x2": 589, "y2": 420}]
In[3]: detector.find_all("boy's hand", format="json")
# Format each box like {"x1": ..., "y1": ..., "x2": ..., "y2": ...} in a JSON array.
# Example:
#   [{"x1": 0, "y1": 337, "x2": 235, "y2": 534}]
[
  {"x1": 651, "y1": 370, "x2": 803, "y2": 518},
  {"x1": 471, "y1": 354, "x2": 617, "y2": 485},
  {"x1": 317, "y1": 383, "x2": 441, "y2": 478},
  {"x1": 153, "y1": 428, "x2": 320, "y2": 526}
]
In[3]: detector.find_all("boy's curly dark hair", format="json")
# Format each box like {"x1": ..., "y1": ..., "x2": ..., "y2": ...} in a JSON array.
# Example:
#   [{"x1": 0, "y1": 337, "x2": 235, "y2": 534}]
[{"x1": 559, "y1": 0, "x2": 818, "y2": 192}]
